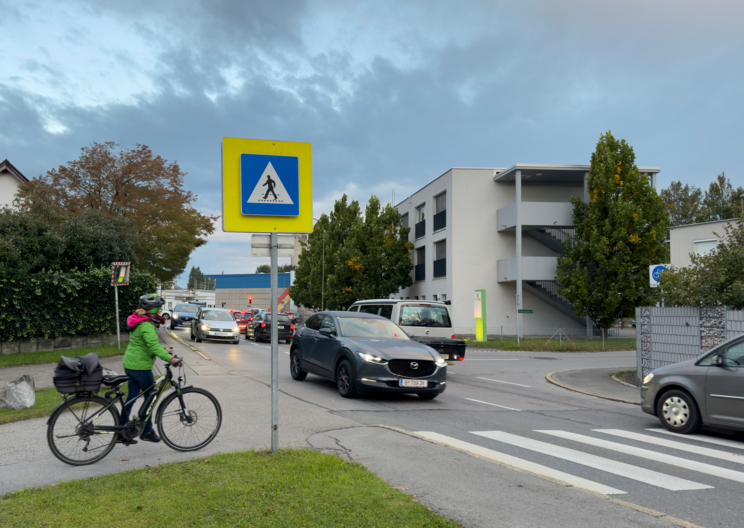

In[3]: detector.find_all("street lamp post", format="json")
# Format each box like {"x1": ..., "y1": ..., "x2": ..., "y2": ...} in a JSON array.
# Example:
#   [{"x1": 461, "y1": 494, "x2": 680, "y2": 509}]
[{"x1": 313, "y1": 218, "x2": 325, "y2": 311}]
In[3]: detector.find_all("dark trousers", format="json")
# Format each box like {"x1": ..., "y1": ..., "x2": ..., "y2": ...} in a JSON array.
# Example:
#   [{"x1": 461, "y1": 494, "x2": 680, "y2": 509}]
[{"x1": 121, "y1": 368, "x2": 156, "y2": 434}]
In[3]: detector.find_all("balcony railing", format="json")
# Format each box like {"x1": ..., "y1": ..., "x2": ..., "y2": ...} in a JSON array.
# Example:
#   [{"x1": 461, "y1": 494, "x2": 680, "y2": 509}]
[
  {"x1": 433, "y1": 210, "x2": 446, "y2": 231},
  {"x1": 415, "y1": 220, "x2": 425, "y2": 239},
  {"x1": 433, "y1": 258, "x2": 446, "y2": 278},
  {"x1": 414, "y1": 263, "x2": 425, "y2": 282}
]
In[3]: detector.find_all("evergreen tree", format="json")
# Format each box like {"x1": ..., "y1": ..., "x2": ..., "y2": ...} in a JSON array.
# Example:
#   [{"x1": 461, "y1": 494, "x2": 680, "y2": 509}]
[{"x1": 557, "y1": 132, "x2": 669, "y2": 329}]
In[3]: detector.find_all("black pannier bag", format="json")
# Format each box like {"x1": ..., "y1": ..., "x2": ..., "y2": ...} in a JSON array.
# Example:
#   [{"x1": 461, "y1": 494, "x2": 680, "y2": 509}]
[{"x1": 53, "y1": 352, "x2": 104, "y2": 394}]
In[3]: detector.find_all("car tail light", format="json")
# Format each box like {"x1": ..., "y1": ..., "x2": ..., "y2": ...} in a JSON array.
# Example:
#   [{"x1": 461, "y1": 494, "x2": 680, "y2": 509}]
[
  {"x1": 290, "y1": 324, "x2": 295, "y2": 330},
  {"x1": 456, "y1": 355, "x2": 463, "y2": 361},
  {"x1": 261, "y1": 322, "x2": 266, "y2": 328},
  {"x1": 451, "y1": 335, "x2": 456, "y2": 339}
]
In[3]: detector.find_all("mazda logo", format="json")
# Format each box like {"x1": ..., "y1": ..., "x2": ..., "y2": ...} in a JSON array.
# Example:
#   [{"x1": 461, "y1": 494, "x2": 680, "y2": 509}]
[{"x1": 410, "y1": 362, "x2": 419, "y2": 370}]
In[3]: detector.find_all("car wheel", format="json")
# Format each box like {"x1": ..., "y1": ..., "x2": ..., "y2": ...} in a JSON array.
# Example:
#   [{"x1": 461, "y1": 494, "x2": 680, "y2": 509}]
[
  {"x1": 190, "y1": 329, "x2": 195, "y2": 341},
  {"x1": 290, "y1": 349, "x2": 307, "y2": 381},
  {"x1": 336, "y1": 359, "x2": 356, "y2": 399},
  {"x1": 195, "y1": 331, "x2": 202, "y2": 343},
  {"x1": 170, "y1": 323, "x2": 175, "y2": 330},
  {"x1": 657, "y1": 389, "x2": 701, "y2": 434},
  {"x1": 419, "y1": 393, "x2": 438, "y2": 400}
]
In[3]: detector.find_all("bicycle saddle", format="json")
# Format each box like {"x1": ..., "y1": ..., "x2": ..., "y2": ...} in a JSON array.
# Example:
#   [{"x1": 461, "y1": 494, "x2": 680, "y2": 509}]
[{"x1": 102, "y1": 375, "x2": 128, "y2": 387}]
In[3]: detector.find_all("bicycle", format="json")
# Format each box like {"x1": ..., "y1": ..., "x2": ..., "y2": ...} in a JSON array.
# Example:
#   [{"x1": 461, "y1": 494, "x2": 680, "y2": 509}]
[{"x1": 46, "y1": 355, "x2": 222, "y2": 466}]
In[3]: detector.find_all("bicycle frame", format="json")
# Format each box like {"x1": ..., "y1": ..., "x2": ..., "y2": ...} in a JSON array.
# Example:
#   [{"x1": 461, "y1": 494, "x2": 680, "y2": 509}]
[{"x1": 51, "y1": 363, "x2": 193, "y2": 436}]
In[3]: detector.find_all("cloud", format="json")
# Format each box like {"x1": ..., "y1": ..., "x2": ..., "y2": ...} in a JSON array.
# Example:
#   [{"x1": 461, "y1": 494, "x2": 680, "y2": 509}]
[{"x1": 1, "y1": 0, "x2": 743, "y2": 285}]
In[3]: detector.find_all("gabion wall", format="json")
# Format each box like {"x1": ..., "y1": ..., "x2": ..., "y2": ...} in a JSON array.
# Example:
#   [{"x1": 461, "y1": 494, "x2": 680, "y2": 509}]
[{"x1": 636, "y1": 306, "x2": 739, "y2": 379}]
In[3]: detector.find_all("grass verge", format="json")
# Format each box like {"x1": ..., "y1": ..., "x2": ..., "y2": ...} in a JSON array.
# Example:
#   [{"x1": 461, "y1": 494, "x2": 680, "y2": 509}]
[
  {"x1": 612, "y1": 370, "x2": 640, "y2": 387},
  {"x1": 0, "y1": 383, "x2": 128, "y2": 425},
  {"x1": 460, "y1": 337, "x2": 636, "y2": 352},
  {"x1": 0, "y1": 344, "x2": 126, "y2": 369},
  {"x1": 0, "y1": 450, "x2": 462, "y2": 528}
]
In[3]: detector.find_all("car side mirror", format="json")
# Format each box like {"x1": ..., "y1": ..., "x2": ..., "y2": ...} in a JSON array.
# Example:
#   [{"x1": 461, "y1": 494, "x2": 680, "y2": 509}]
[
  {"x1": 319, "y1": 327, "x2": 334, "y2": 338},
  {"x1": 711, "y1": 354, "x2": 723, "y2": 366}
]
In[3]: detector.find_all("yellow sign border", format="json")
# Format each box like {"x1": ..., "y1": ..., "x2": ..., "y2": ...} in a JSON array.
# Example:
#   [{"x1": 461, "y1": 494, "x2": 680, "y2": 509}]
[{"x1": 222, "y1": 137, "x2": 312, "y2": 233}]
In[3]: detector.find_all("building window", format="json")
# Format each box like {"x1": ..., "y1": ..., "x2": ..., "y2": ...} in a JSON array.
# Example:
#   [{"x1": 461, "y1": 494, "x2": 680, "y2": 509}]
[
  {"x1": 694, "y1": 239, "x2": 718, "y2": 256},
  {"x1": 433, "y1": 239, "x2": 446, "y2": 278},
  {"x1": 415, "y1": 246, "x2": 425, "y2": 281},
  {"x1": 440, "y1": 294, "x2": 446, "y2": 301},
  {"x1": 415, "y1": 204, "x2": 426, "y2": 239},
  {"x1": 434, "y1": 192, "x2": 446, "y2": 231},
  {"x1": 433, "y1": 294, "x2": 438, "y2": 301}
]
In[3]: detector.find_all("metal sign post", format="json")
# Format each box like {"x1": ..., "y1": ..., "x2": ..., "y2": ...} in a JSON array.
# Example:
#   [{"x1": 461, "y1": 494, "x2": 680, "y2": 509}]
[
  {"x1": 270, "y1": 233, "x2": 279, "y2": 453},
  {"x1": 111, "y1": 262, "x2": 131, "y2": 351}
]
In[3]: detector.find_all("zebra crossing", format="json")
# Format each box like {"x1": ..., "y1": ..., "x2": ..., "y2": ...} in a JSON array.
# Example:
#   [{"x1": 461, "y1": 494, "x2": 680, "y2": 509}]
[{"x1": 417, "y1": 427, "x2": 744, "y2": 495}]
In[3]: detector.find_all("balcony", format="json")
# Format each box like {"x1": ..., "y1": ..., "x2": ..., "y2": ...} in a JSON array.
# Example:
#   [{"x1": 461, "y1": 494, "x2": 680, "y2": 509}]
[
  {"x1": 496, "y1": 256, "x2": 558, "y2": 282},
  {"x1": 433, "y1": 210, "x2": 446, "y2": 231},
  {"x1": 415, "y1": 220, "x2": 425, "y2": 239},
  {"x1": 497, "y1": 202, "x2": 574, "y2": 231},
  {"x1": 414, "y1": 263, "x2": 426, "y2": 282},
  {"x1": 433, "y1": 258, "x2": 446, "y2": 278}
]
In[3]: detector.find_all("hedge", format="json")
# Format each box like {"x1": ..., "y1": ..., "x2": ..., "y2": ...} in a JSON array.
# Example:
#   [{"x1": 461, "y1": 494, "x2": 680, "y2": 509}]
[{"x1": 0, "y1": 266, "x2": 158, "y2": 341}]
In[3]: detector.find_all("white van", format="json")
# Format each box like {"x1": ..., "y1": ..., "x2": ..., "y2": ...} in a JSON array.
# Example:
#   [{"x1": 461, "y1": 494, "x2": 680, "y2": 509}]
[{"x1": 348, "y1": 299, "x2": 466, "y2": 363}]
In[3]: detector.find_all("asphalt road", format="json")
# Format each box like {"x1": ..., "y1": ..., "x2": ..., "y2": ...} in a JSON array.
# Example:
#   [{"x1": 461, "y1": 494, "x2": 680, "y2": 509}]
[
  {"x1": 4, "y1": 325, "x2": 744, "y2": 527},
  {"x1": 187, "y1": 327, "x2": 744, "y2": 528}
]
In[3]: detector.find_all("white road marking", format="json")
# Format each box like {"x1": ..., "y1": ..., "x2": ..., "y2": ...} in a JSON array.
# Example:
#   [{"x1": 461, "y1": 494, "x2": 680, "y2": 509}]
[
  {"x1": 283, "y1": 351, "x2": 289, "y2": 355},
  {"x1": 598, "y1": 429, "x2": 744, "y2": 465},
  {"x1": 539, "y1": 430, "x2": 744, "y2": 485},
  {"x1": 475, "y1": 431, "x2": 711, "y2": 491},
  {"x1": 647, "y1": 428, "x2": 744, "y2": 451},
  {"x1": 466, "y1": 398, "x2": 521, "y2": 411},
  {"x1": 477, "y1": 377, "x2": 531, "y2": 388},
  {"x1": 465, "y1": 359, "x2": 520, "y2": 361},
  {"x1": 415, "y1": 431, "x2": 626, "y2": 495}
]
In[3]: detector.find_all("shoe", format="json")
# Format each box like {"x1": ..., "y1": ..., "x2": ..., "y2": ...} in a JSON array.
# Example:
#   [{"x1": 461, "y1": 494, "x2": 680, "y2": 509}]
[
  {"x1": 140, "y1": 431, "x2": 161, "y2": 443},
  {"x1": 117, "y1": 437, "x2": 138, "y2": 445}
]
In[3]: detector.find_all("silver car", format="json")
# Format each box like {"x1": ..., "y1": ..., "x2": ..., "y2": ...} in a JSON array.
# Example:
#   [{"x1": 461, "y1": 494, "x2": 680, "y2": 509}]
[
  {"x1": 641, "y1": 335, "x2": 744, "y2": 434},
  {"x1": 190, "y1": 307, "x2": 240, "y2": 344}
]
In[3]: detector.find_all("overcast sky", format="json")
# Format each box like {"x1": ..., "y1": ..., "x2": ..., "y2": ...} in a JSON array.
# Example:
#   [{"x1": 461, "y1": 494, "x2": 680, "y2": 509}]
[{"x1": 2, "y1": 0, "x2": 742, "y2": 286}]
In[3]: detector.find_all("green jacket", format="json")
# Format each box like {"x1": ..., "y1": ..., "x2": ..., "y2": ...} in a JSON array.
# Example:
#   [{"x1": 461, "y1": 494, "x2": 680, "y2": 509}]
[{"x1": 123, "y1": 321, "x2": 172, "y2": 371}]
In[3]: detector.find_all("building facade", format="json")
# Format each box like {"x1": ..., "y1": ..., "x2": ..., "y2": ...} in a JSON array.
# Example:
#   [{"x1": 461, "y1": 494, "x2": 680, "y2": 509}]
[
  {"x1": 396, "y1": 165, "x2": 661, "y2": 337},
  {"x1": 669, "y1": 219, "x2": 735, "y2": 269},
  {"x1": 0, "y1": 159, "x2": 29, "y2": 208}
]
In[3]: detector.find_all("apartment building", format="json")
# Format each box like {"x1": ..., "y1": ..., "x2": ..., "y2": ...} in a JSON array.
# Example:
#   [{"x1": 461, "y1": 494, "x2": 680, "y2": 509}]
[{"x1": 396, "y1": 164, "x2": 661, "y2": 337}]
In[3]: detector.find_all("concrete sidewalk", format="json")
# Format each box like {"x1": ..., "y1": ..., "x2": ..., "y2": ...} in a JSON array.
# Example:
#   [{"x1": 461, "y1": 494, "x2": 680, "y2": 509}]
[{"x1": 547, "y1": 367, "x2": 640, "y2": 405}]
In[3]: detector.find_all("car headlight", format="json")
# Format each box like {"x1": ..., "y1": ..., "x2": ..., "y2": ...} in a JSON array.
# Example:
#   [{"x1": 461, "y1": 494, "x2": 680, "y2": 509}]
[
  {"x1": 358, "y1": 352, "x2": 387, "y2": 364},
  {"x1": 643, "y1": 372, "x2": 654, "y2": 385},
  {"x1": 232, "y1": 327, "x2": 239, "y2": 333},
  {"x1": 434, "y1": 353, "x2": 447, "y2": 368},
  {"x1": 201, "y1": 324, "x2": 210, "y2": 331},
  {"x1": 172, "y1": 314, "x2": 179, "y2": 319}
]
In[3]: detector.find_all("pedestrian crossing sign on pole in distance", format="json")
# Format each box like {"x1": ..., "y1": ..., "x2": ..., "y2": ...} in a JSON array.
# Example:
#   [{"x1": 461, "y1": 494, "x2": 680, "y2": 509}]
[{"x1": 222, "y1": 137, "x2": 312, "y2": 233}]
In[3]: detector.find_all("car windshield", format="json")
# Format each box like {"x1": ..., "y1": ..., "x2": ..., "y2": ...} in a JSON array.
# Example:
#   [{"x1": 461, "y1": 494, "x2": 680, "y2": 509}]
[
  {"x1": 233, "y1": 313, "x2": 249, "y2": 320},
  {"x1": 174, "y1": 304, "x2": 199, "y2": 313},
  {"x1": 398, "y1": 305, "x2": 452, "y2": 327},
  {"x1": 201, "y1": 310, "x2": 235, "y2": 321},
  {"x1": 264, "y1": 314, "x2": 290, "y2": 322},
  {"x1": 338, "y1": 317, "x2": 410, "y2": 340}
]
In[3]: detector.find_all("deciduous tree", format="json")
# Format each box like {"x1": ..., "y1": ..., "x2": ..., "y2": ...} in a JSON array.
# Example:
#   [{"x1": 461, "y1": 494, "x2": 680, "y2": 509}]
[
  {"x1": 557, "y1": 132, "x2": 669, "y2": 329},
  {"x1": 17, "y1": 142, "x2": 217, "y2": 282},
  {"x1": 661, "y1": 181, "x2": 704, "y2": 226},
  {"x1": 660, "y1": 220, "x2": 744, "y2": 309},
  {"x1": 290, "y1": 195, "x2": 412, "y2": 310}
]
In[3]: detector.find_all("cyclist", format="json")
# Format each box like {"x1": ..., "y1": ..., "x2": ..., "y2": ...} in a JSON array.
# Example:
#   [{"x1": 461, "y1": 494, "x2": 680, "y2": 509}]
[{"x1": 121, "y1": 293, "x2": 181, "y2": 444}]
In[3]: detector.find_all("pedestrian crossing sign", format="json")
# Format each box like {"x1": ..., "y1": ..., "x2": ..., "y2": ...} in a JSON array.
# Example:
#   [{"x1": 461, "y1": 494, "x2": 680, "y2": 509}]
[
  {"x1": 241, "y1": 154, "x2": 299, "y2": 216},
  {"x1": 222, "y1": 137, "x2": 312, "y2": 233}
]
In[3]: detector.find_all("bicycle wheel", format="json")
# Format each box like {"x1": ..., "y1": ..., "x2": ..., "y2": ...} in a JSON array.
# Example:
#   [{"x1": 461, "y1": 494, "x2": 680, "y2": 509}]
[
  {"x1": 156, "y1": 387, "x2": 222, "y2": 452},
  {"x1": 47, "y1": 394, "x2": 120, "y2": 466}
]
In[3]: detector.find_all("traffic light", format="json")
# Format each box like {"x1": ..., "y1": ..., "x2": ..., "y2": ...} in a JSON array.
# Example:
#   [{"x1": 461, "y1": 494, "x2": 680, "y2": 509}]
[{"x1": 248, "y1": 296, "x2": 253, "y2": 305}]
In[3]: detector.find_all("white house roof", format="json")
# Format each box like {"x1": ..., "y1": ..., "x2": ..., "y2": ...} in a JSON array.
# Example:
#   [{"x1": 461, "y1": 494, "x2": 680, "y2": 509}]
[{"x1": 0, "y1": 159, "x2": 29, "y2": 184}]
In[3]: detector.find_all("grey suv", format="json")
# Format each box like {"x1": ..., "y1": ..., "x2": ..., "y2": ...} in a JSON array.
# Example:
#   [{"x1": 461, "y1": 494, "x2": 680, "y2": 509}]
[{"x1": 641, "y1": 335, "x2": 744, "y2": 434}]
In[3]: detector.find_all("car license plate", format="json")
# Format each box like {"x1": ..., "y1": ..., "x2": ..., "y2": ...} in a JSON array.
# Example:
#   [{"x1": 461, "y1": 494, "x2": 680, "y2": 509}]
[
  {"x1": 399, "y1": 379, "x2": 428, "y2": 388},
  {"x1": 209, "y1": 331, "x2": 232, "y2": 336},
  {"x1": 441, "y1": 354, "x2": 450, "y2": 359}
]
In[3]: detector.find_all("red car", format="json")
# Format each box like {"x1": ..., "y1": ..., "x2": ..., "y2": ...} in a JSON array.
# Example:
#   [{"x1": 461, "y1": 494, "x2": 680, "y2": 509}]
[{"x1": 231, "y1": 310, "x2": 252, "y2": 332}]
